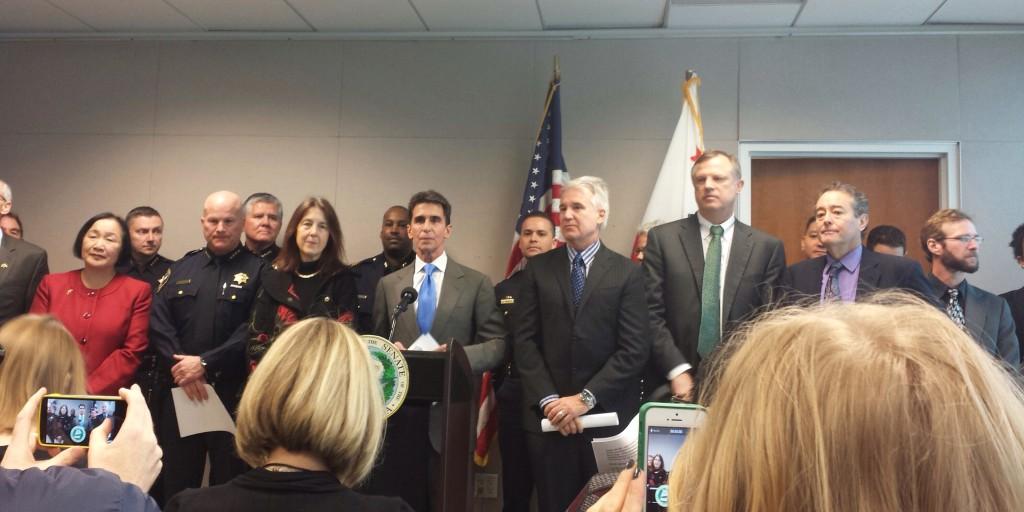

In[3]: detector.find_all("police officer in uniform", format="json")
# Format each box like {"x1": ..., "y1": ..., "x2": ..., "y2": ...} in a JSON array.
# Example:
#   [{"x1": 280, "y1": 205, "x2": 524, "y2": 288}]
[
  {"x1": 494, "y1": 211, "x2": 557, "y2": 512},
  {"x1": 148, "y1": 191, "x2": 263, "y2": 505},
  {"x1": 353, "y1": 205, "x2": 414, "y2": 333},
  {"x1": 242, "y1": 192, "x2": 283, "y2": 263}
]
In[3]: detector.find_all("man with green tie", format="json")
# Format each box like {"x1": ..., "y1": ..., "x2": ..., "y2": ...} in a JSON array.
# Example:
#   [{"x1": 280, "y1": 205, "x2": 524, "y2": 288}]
[{"x1": 643, "y1": 150, "x2": 787, "y2": 402}]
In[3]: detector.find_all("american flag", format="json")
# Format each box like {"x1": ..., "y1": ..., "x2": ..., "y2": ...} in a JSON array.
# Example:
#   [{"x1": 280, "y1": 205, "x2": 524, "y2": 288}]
[{"x1": 504, "y1": 77, "x2": 569, "y2": 278}]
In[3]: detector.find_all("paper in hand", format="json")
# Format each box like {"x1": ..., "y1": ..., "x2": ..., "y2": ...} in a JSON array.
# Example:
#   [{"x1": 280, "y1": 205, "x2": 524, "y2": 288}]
[{"x1": 171, "y1": 385, "x2": 236, "y2": 437}]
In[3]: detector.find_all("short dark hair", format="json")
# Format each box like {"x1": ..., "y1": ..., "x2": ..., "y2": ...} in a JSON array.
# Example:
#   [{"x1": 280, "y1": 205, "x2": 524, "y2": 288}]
[
  {"x1": 73, "y1": 212, "x2": 130, "y2": 266},
  {"x1": 804, "y1": 215, "x2": 817, "y2": 232},
  {"x1": 2, "y1": 212, "x2": 23, "y2": 233},
  {"x1": 867, "y1": 225, "x2": 907, "y2": 252},
  {"x1": 1011, "y1": 223, "x2": 1024, "y2": 262},
  {"x1": 820, "y1": 182, "x2": 869, "y2": 217},
  {"x1": 920, "y1": 209, "x2": 973, "y2": 263},
  {"x1": 408, "y1": 190, "x2": 452, "y2": 225},
  {"x1": 519, "y1": 211, "x2": 555, "y2": 232},
  {"x1": 125, "y1": 206, "x2": 161, "y2": 225}
]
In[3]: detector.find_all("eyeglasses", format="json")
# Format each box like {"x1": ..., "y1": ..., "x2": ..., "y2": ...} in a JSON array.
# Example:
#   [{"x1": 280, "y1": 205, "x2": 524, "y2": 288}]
[{"x1": 942, "y1": 235, "x2": 984, "y2": 244}]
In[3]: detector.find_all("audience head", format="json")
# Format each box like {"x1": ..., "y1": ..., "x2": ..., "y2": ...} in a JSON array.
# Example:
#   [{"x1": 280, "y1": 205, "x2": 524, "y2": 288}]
[
  {"x1": 125, "y1": 206, "x2": 164, "y2": 263},
  {"x1": 799, "y1": 215, "x2": 826, "y2": 259},
  {"x1": 202, "y1": 191, "x2": 244, "y2": 256},
  {"x1": 73, "y1": 212, "x2": 131, "y2": 269},
  {"x1": 235, "y1": 317, "x2": 384, "y2": 488},
  {"x1": 0, "y1": 315, "x2": 87, "y2": 432},
  {"x1": 274, "y1": 197, "x2": 345, "y2": 275},
  {"x1": 1011, "y1": 222, "x2": 1024, "y2": 268},
  {"x1": 408, "y1": 190, "x2": 452, "y2": 262},
  {"x1": 0, "y1": 180, "x2": 11, "y2": 215},
  {"x1": 921, "y1": 209, "x2": 980, "y2": 276},
  {"x1": 632, "y1": 221, "x2": 656, "y2": 262},
  {"x1": 560, "y1": 176, "x2": 609, "y2": 250},
  {"x1": 867, "y1": 224, "x2": 907, "y2": 257},
  {"x1": 379, "y1": 205, "x2": 412, "y2": 259},
  {"x1": 1, "y1": 213, "x2": 23, "y2": 239},
  {"x1": 672, "y1": 292, "x2": 1024, "y2": 512},
  {"x1": 243, "y1": 192, "x2": 283, "y2": 252},
  {"x1": 691, "y1": 150, "x2": 743, "y2": 224},
  {"x1": 815, "y1": 182, "x2": 869, "y2": 259},
  {"x1": 518, "y1": 212, "x2": 557, "y2": 259}
]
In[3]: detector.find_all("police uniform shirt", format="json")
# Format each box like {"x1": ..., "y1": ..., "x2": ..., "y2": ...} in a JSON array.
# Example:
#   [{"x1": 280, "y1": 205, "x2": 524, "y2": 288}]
[
  {"x1": 117, "y1": 254, "x2": 174, "y2": 292},
  {"x1": 353, "y1": 252, "x2": 414, "y2": 334},
  {"x1": 250, "y1": 244, "x2": 280, "y2": 264}
]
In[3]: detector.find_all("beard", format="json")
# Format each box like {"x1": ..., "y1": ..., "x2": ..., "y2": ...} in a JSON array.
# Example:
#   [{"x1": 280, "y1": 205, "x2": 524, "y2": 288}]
[{"x1": 940, "y1": 250, "x2": 979, "y2": 273}]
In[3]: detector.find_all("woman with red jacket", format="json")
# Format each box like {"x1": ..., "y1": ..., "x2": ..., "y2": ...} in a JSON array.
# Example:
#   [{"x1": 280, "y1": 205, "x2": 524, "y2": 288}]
[{"x1": 31, "y1": 212, "x2": 150, "y2": 395}]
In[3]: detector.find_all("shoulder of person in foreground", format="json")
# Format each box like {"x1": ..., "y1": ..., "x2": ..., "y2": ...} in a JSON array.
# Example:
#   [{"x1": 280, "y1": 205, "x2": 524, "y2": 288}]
[
  {"x1": 0, "y1": 466, "x2": 159, "y2": 512},
  {"x1": 164, "y1": 479, "x2": 416, "y2": 512}
]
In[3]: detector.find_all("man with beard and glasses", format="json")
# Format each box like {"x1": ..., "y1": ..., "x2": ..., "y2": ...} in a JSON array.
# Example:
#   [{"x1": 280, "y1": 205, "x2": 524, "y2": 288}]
[
  {"x1": 354, "y1": 206, "x2": 414, "y2": 334},
  {"x1": 921, "y1": 209, "x2": 1019, "y2": 368}
]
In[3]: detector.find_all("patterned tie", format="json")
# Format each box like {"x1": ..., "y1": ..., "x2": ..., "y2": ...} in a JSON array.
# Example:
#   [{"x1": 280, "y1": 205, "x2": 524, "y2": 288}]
[
  {"x1": 571, "y1": 253, "x2": 586, "y2": 308},
  {"x1": 697, "y1": 225, "x2": 724, "y2": 358},
  {"x1": 417, "y1": 263, "x2": 437, "y2": 335},
  {"x1": 824, "y1": 261, "x2": 843, "y2": 303},
  {"x1": 946, "y1": 288, "x2": 967, "y2": 331}
]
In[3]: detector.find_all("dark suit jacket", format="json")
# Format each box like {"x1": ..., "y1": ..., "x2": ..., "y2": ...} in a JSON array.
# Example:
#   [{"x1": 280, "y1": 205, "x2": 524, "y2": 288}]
[
  {"x1": 0, "y1": 235, "x2": 48, "y2": 325},
  {"x1": 513, "y1": 244, "x2": 650, "y2": 435},
  {"x1": 782, "y1": 248, "x2": 936, "y2": 305},
  {"x1": 644, "y1": 215, "x2": 786, "y2": 381},
  {"x1": 1001, "y1": 287, "x2": 1024, "y2": 359},
  {"x1": 953, "y1": 281, "x2": 1019, "y2": 367}
]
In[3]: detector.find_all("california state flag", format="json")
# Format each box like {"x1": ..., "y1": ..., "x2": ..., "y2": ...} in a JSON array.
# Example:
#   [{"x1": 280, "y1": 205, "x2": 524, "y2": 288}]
[{"x1": 632, "y1": 72, "x2": 705, "y2": 260}]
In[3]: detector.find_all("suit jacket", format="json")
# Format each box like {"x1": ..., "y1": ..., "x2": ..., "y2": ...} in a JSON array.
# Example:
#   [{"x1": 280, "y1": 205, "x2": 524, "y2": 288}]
[
  {"x1": 1000, "y1": 287, "x2": 1024, "y2": 358},
  {"x1": 644, "y1": 215, "x2": 786, "y2": 381},
  {"x1": 782, "y1": 248, "x2": 936, "y2": 305},
  {"x1": 513, "y1": 244, "x2": 650, "y2": 435},
  {"x1": 372, "y1": 255, "x2": 506, "y2": 374},
  {"x1": 0, "y1": 235, "x2": 48, "y2": 325},
  {"x1": 952, "y1": 281, "x2": 1019, "y2": 367}
]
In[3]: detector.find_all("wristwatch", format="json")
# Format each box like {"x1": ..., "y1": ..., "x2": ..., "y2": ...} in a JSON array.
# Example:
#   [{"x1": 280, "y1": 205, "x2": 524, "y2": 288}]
[
  {"x1": 580, "y1": 389, "x2": 597, "y2": 410},
  {"x1": 200, "y1": 358, "x2": 208, "y2": 370}
]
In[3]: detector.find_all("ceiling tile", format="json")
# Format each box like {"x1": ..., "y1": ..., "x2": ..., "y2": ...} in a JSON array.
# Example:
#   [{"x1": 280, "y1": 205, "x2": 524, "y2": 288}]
[
  {"x1": 165, "y1": 0, "x2": 312, "y2": 31},
  {"x1": 49, "y1": 0, "x2": 201, "y2": 31},
  {"x1": 666, "y1": 3, "x2": 800, "y2": 28},
  {"x1": 929, "y1": 0, "x2": 1024, "y2": 24},
  {"x1": 538, "y1": 0, "x2": 666, "y2": 29},
  {"x1": 0, "y1": 0, "x2": 93, "y2": 32},
  {"x1": 796, "y1": 0, "x2": 943, "y2": 27},
  {"x1": 412, "y1": 0, "x2": 542, "y2": 31},
  {"x1": 288, "y1": 0, "x2": 424, "y2": 31}
]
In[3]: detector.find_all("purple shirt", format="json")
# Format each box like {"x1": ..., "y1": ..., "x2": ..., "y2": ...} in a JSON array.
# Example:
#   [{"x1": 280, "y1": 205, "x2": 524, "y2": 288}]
[{"x1": 821, "y1": 245, "x2": 863, "y2": 303}]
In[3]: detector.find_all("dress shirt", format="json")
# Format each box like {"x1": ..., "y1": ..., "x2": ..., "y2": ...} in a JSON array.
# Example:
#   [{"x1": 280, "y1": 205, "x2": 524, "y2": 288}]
[
  {"x1": 413, "y1": 251, "x2": 447, "y2": 314},
  {"x1": 821, "y1": 245, "x2": 863, "y2": 303},
  {"x1": 927, "y1": 273, "x2": 968, "y2": 313}
]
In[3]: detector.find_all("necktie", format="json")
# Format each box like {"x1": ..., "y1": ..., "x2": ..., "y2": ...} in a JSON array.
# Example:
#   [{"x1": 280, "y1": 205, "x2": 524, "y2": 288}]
[
  {"x1": 824, "y1": 261, "x2": 843, "y2": 303},
  {"x1": 571, "y1": 253, "x2": 585, "y2": 308},
  {"x1": 946, "y1": 288, "x2": 967, "y2": 331},
  {"x1": 697, "y1": 225, "x2": 724, "y2": 358},
  {"x1": 417, "y1": 264, "x2": 437, "y2": 335}
]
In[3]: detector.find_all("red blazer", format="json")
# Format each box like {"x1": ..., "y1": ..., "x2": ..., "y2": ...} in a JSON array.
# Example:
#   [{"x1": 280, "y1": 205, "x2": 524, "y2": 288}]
[{"x1": 30, "y1": 271, "x2": 151, "y2": 395}]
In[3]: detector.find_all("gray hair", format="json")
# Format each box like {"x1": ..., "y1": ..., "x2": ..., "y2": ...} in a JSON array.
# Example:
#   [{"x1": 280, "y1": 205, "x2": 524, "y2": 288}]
[
  {"x1": 0, "y1": 180, "x2": 11, "y2": 203},
  {"x1": 564, "y1": 176, "x2": 610, "y2": 228},
  {"x1": 243, "y1": 192, "x2": 282, "y2": 217}
]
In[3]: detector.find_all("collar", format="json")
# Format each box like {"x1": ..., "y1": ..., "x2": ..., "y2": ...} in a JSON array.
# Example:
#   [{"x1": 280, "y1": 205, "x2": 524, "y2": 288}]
[
  {"x1": 132, "y1": 253, "x2": 166, "y2": 271},
  {"x1": 415, "y1": 251, "x2": 448, "y2": 274},
  {"x1": 383, "y1": 251, "x2": 415, "y2": 271},
  {"x1": 826, "y1": 244, "x2": 863, "y2": 273},
  {"x1": 567, "y1": 240, "x2": 601, "y2": 265},
  {"x1": 928, "y1": 272, "x2": 968, "y2": 297},
  {"x1": 204, "y1": 244, "x2": 244, "y2": 264},
  {"x1": 696, "y1": 212, "x2": 736, "y2": 235}
]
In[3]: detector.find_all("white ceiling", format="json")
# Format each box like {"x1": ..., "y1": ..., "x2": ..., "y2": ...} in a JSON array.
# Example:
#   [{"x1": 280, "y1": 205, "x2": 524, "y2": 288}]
[{"x1": 1, "y1": 0, "x2": 1022, "y2": 36}]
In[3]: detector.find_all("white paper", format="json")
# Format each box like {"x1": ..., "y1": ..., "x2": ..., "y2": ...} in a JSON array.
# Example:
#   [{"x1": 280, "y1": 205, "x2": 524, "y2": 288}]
[
  {"x1": 541, "y1": 411, "x2": 619, "y2": 432},
  {"x1": 591, "y1": 413, "x2": 640, "y2": 474},
  {"x1": 171, "y1": 385, "x2": 236, "y2": 437},
  {"x1": 408, "y1": 332, "x2": 440, "y2": 351}
]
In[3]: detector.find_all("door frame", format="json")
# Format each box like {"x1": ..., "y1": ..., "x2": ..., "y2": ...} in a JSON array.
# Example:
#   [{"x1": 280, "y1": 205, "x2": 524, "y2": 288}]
[{"x1": 736, "y1": 141, "x2": 961, "y2": 224}]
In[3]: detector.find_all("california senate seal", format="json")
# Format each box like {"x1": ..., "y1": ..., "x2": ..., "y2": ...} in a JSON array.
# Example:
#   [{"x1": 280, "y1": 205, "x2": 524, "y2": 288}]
[{"x1": 362, "y1": 335, "x2": 410, "y2": 418}]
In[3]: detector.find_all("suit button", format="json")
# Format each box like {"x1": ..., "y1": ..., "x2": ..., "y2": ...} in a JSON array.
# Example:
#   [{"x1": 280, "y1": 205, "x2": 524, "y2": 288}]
[
  {"x1": 88, "y1": 291, "x2": 96, "y2": 297},
  {"x1": 82, "y1": 312, "x2": 92, "y2": 319},
  {"x1": 324, "y1": 297, "x2": 330, "y2": 303},
  {"x1": 80, "y1": 337, "x2": 87, "y2": 344}
]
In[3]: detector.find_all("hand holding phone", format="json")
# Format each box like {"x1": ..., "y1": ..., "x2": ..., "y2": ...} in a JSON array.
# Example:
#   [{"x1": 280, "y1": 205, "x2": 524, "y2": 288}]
[{"x1": 37, "y1": 394, "x2": 127, "y2": 448}]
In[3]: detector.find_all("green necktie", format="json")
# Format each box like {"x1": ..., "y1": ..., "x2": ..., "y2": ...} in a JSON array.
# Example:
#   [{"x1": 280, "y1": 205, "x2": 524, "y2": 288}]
[{"x1": 698, "y1": 225, "x2": 724, "y2": 358}]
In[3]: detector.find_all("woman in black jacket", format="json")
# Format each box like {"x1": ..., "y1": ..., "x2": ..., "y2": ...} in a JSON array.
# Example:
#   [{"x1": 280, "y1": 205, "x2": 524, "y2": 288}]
[{"x1": 246, "y1": 197, "x2": 357, "y2": 369}]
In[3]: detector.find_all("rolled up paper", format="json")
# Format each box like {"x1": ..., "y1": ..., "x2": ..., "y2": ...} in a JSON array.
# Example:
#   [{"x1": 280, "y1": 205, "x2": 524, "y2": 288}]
[{"x1": 541, "y1": 412, "x2": 619, "y2": 432}]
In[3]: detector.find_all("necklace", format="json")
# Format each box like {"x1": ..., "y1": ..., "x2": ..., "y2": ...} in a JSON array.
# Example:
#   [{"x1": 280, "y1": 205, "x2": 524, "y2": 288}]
[
  {"x1": 262, "y1": 462, "x2": 309, "y2": 473},
  {"x1": 295, "y1": 269, "x2": 320, "y2": 279}
]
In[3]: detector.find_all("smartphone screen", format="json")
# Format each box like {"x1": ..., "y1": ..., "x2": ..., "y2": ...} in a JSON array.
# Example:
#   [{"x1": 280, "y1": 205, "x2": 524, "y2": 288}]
[
  {"x1": 39, "y1": 396, "x2": 126, "y2": 447},
  {"x1": 644, "y1": 425, "x2": 691, "y2": 511}
]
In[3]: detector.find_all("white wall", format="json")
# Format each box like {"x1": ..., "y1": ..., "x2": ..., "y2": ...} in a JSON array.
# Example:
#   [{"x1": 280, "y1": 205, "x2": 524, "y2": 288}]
[{"x1": 0, "y1": 34, "x2": 1022, "y2": 293}]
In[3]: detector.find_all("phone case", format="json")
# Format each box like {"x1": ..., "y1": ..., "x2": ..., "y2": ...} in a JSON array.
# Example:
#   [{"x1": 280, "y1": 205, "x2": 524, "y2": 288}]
[
  {"x1": 37, "y1": 393, "x2": 125, "y2": 448},
  {"x1": 638, "y1": 402, "x2": 704, "y2": 471}
]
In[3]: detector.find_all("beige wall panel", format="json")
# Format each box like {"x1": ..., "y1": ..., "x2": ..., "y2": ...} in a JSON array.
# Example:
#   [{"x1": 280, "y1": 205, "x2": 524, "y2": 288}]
[
  {"x1": 534, "y1": 39, "x2": 740, "y2": 142},
  {"x1": 149, "y1": 135, "x2": 340, "y2": 261},
  {"x1": 155, "y1": 41, "x2": 343, "y2": 137},
  {"x1": 0, "y1": 134, "x2": 155, "y2": 272},
  {"x1": 739, "y1": 36, "x2": 960, "y2": 140},
  {"x1": 0, "y1": 42, "x2": 159, "y2": 135},
  {"x1": 958, "y1": 35, "x2": 1024, "y2": 142},
  {"x1": 340, "y1": 41, "x2": 536, "y2": 139}
]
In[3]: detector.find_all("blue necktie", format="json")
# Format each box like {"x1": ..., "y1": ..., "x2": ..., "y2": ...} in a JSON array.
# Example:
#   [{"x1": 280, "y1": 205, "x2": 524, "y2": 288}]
[
  {"x1": 571, "y1": 254, "x2": 585, "y2": 307},
  {"x1": 417, "y1": 263, "x2": 437, "y2": 335}
]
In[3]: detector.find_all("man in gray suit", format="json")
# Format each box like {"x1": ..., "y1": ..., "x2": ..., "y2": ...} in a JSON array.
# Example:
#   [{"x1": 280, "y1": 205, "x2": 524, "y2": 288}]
[
  {"x1": 0, "y1": 179, "x2": 48, "y2": 325},
  {"x1": 921, "y1": 208, "x2": 1019, "y2": 367},
  {"x1": 643, "y1": 150, "x2": 786, "y2": 401}
]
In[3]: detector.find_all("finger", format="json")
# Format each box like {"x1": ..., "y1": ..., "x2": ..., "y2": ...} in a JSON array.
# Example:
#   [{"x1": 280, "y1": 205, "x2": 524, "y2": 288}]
[
  {"x1": 586, "y1": 467, "x2": 634, "y2": 512},
  {"x1": 89, "y1": 418, "x2": 113, "y2": 450},
  {"x1": 10, "y1": 388, "x2": 46, "y2": 450},
  {"x1": 574, "y1": 417, "x2": 584, "y2": 433},
  {"x1": 198, "y1": 382, "x2": 209, "y2": 401},
  {"x1": 36, "y1": 447, "x2": 85, "y2": 469},
  {"x1": 622, "y1": 470, "x2": 646, "y2": 512},
  {"x1": 393, "y1": 342, "x2": 406, "y2": 350},
  {"x1": 119, "y1": 385, "x2": 153, "y2": 430},
  {"x1": 173, "y1": 354, "x2": 185, "y2": 361}
]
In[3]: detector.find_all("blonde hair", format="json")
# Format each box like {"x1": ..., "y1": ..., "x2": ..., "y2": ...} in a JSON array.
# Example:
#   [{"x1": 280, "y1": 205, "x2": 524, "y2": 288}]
[
  {"x1": 0, "y1": 315, "x2": 86, "y2": 431},
  {"x1": 235, "y1": 317, "x2": 384, "y2": 487},
  {"x1": 671, "y1": 292, "x2": 1024, "y2": 512}
]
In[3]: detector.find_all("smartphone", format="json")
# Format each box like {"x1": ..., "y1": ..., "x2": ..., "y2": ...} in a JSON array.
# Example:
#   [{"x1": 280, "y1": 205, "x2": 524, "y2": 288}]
[
  {"x1": 638, "y1": 402, "x2": 705, "y2": 512},
  {"x1": 37, "y1": 394, "x2": 127, "y2": 448}
]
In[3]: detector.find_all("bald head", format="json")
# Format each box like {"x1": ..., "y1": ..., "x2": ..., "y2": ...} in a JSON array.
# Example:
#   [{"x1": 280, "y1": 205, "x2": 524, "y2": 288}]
[{"x1": 201, "y1": 191, "x2": 244, "y2": 255}]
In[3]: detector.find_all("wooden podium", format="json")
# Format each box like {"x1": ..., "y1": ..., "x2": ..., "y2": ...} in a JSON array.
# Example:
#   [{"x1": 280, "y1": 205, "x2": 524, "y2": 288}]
[{"x1": 402, "y1": 343, "x2": 474, "y2": 512}]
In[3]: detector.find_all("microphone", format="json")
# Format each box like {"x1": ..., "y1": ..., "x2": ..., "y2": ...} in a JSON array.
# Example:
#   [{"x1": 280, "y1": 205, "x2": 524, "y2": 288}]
[{"x1": 388, "y1": 287, "x2": 418, "y2": 342}]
